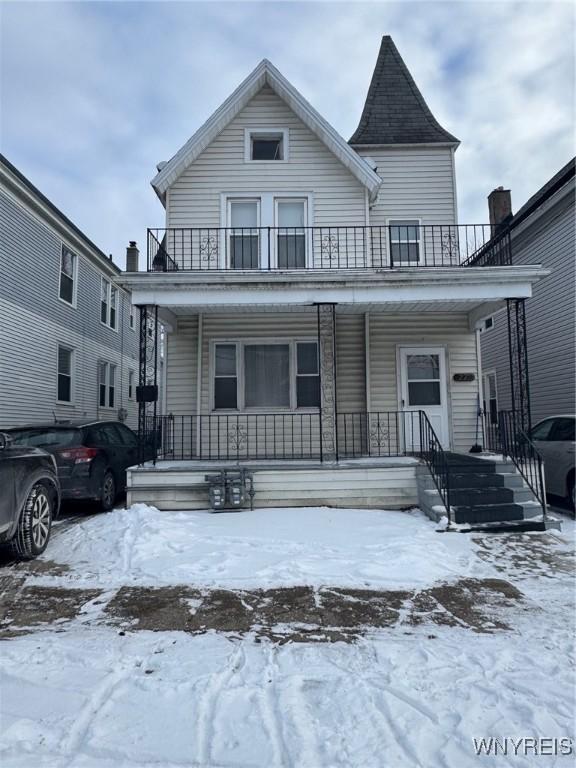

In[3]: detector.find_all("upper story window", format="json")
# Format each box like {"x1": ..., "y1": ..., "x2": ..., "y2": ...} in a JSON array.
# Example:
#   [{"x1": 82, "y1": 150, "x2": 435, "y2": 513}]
[
  {"x1": 245, "y1": 128, "x2": 289, "y2": 162},
  {"x1": 129, "y1": 304, "x2": 135, "y2": 330},
  {"x1": 389, "y1": 220, "x2": 421, "y2": 265},
  {"x1": 100, "y1": 278, "x2": 118, "y2": 329},
  {"x1": 59, "y1": 246, "x2": 76, "y2": 305},
  {"x1": 57, "y1": 344, "x2": 73, "y2": 403}
]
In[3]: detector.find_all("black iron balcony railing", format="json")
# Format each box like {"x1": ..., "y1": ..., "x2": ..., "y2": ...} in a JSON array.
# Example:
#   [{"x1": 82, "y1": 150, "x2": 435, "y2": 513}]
[{"x1": 147, "y1": 225, "x2": 512, "y2": 272}]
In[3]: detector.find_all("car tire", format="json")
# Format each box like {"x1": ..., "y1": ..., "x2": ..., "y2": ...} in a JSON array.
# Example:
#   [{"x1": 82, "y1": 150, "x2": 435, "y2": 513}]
[
  {"x1": 101, "y1": 470, "x2": 116, "y2": 511},
  {"x1": 10, "y1": 482, "x2": 54, "y2": 560}
]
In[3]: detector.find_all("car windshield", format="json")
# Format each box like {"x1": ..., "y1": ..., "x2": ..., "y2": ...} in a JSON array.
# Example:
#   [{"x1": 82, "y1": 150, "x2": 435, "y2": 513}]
[{"x1": 7, "y1": 428, "x2": 80, "y2": 449}]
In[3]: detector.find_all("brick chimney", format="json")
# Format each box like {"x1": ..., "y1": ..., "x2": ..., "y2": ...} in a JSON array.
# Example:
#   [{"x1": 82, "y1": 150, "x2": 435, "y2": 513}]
[
  {"x1": 488, "y1": 187, "x2": 512, "y2": 231},
  {"x1": 125, "y1": 241, "x2": 139, "y2": 272}
]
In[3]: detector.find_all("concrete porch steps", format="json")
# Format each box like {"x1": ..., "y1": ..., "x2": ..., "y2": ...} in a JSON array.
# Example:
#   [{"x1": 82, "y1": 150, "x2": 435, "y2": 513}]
[{"x1": 417, "y1": 453, "x2": 547, "y2": 528}]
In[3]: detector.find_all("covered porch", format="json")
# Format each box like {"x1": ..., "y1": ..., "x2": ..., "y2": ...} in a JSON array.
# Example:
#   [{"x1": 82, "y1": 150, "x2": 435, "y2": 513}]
[{"x1": 116, "y1": 263, "x2": 547, "y2": 521}]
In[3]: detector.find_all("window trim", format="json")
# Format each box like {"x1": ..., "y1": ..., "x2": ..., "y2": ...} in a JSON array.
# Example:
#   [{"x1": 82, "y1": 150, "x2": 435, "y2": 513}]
[
  {"x1": 98, "y1": 360, "x2": 117, "y2": 410},
  {"x1": 244, "y1": 128, "x2": 289, "y2": 163},
  {"x1": 100, "y1": 277, "x2": 119, "y2": 331},
  {"x1": 56, "y1": 343, "x2": 74, "y2": 405},
  {"x1": 210, "y1": 338, "x2": 320, "y2": 412},
  {"x1": 482, "y1": 369, "x2": 499, "y2": 426},
  {"x1": 58, "y1": 244, "x2": 78, "y2": 308},
  {"x1": 386, "y1": 217, "x2": 422, "y2": 265},
  {"x1": 129, "y1": 304, "x2": 136, "y2": 331}
]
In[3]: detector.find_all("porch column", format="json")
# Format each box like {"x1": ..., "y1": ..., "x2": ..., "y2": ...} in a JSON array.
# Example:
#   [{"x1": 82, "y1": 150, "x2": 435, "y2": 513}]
[
  {"x1": 317, "y1": 303, "x2": 338, "y2": 461},
  {"x1": 137, "y1": 304, "x2": 159, "y2": 464},
  {"x1": 506, "y1": 298, "x2": 532, "y2": 433}
]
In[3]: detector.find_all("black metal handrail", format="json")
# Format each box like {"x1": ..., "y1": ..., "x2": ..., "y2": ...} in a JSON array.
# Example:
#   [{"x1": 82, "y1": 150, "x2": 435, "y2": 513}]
[
  {"x1": 147, "y1": 224, "x2": 512, "y2": 272},
  {"x1": 484, "y1": 409, "x2": 547, "y2": 516},
  {"x1": 417, "y1": 411, "x2": 452, "y2": 525}
]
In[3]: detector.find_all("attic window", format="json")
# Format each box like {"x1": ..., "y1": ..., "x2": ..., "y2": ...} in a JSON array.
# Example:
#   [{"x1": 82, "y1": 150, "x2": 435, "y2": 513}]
[{"x1": 245, "y1": 129, "x2": 288, "y2": 162}]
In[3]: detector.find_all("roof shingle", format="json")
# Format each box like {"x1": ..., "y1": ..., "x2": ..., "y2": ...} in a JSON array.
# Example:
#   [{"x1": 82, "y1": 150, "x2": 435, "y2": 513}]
[{"x1": 349, "y1": 36, "x2": 459, "y2": 146}]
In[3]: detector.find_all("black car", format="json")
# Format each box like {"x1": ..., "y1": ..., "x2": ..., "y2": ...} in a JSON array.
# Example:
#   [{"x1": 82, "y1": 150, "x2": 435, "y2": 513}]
[
  {"x1": 5, "y1": 421, "x2": 148, "y2": 511},
  {"x1": 0, "y1": 432, "x2": 60, "y2": 559}
]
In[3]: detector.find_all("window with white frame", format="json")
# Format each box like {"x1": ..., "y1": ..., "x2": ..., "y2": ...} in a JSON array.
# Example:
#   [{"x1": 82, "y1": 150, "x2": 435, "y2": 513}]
[
  {"x1": 59, "y1": 246, "x2": 76, "y2": 304},
  {"x1": 100, "y1": 278, "x2": 117, "y2": 328},
  {"x1": 98, "y1": 361, "x2": 117, "y2": 408},
  {"x1": 213, "y1": 341, "x2": 320, "y2": 410},
  {"x1": 214, "y1": 344, "x2": 238, "y2": 409},
  {"x1": 483, "y1": 371, "x2": 498, "y2": 425},
  {"x1": 389, "y1": 220, "x2": 421, "y2": 264},
  {"x1": 245, "y1": 129, "x2": 288, "y2": 161},
  {"x1": 228, "y1": 199, "x2": 260, "y2": 269},
  {"x1": 276, "y1": 199, "x2": 306, "y2": 269},
  {"x1": 128, "y1": 370, "x2": 135, "y2": 400},
  {"x1": 296, "y1": 342, "x2": 320, "y2": 407},
  {"x1": 57, "y1": 345, "x2": 73, "y2": 402},
  {"x1": 129, "y1": 304, "x2": 135, "y2": 330}
]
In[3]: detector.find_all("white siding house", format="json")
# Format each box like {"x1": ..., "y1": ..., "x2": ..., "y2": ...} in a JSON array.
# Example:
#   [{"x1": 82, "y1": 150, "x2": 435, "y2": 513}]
[
  {"x1": 0, "y1": 155, "x2": 139, "y2": 429},
  {"x1": 119, "y1": 37, "x2": 547, "y2": 523}
]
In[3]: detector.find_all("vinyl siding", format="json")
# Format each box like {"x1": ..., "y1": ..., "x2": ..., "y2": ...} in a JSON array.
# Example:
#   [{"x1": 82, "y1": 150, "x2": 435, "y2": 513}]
[
  {"x1": 359, "y1": 147, "x2": 457, "y2": 225},
  {"x1": 162, "y1": 311, "x2": 477, "y2": 454},
  {"x1": 368, "y1": 312, "x2": 479, "y2": 452},
  {"x1": 0, "y1": 186, "x2": 138, "y2": 428},
  {"x1": 166, "y1": 85, "x2": 367, "y2": 230},
  {"x1": 480, "y1": 186, "x2": 576, "y2": 424}
]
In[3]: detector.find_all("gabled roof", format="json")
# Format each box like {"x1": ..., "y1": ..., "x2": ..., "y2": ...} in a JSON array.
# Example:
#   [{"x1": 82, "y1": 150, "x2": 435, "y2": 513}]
[
  {"x1": 0, "y1": 153, "x2": 120, "y2": 275},
  {"x1": 510, "y1": 157, "x2": 575, "y2": 228},
  {"x1": 151, "y1": 59, "x2": 382, "y2": 204},
  {"x1": 349, "y1": 36, "x2": 459, "y2": 147}
]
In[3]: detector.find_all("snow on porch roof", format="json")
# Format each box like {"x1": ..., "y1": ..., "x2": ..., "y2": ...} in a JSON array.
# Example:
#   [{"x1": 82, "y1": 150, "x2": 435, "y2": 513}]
[{"x1": 151, "y1": 59, "x2": 383, "y2": 204}]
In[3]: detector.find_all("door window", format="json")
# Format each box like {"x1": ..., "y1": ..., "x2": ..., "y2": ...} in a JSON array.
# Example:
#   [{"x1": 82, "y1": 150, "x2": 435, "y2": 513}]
[
  {"x1": 406, "y1": 354, "x2": 441, "y2": 406},
  {"x1": 229, "y1": 201, "x2": 259, "y2": 268},
  {"x1": 277, "y1": 200, "x2": 306, "y2": 268}
]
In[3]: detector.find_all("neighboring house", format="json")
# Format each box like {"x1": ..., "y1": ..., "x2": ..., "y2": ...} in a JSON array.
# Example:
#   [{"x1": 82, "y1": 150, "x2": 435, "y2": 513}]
[
  {"x1": 0, "y1": 154, "x2": 139, "y2": 429},
  {"x1": 480, "y1": 160, "x2": 576, "y2": 427},
  {"x1": 118, "y1": 37, "x2": 547, "y2": 522}
]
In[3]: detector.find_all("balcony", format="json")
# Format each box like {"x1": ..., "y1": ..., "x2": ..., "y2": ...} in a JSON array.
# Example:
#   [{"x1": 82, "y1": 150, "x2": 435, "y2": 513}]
[{"x1": 147, "y1": 224, "x2": 511, "y2": 273}]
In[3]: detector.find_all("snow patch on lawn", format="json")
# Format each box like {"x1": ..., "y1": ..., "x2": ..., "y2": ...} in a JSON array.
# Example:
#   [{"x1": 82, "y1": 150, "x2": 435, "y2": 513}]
[{"x1": 36, "y1": 505, "x2": 484, "y2": 590}]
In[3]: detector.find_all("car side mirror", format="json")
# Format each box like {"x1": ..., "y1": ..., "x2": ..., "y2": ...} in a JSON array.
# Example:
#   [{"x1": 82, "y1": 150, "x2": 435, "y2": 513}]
[{"x1": 0, "y1": 433, "x2": 13, "y2": 451}]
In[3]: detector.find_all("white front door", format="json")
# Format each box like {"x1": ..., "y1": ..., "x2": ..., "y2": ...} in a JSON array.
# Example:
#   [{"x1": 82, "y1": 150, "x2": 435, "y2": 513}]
[{"x1": 399, "y1": 347, "x2": 449, "y2": 449}]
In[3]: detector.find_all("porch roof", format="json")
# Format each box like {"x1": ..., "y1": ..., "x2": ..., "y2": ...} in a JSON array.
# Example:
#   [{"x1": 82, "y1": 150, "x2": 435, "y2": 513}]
[{"x1": 116, "y1": 265, "x2": 548, "y2": 330}]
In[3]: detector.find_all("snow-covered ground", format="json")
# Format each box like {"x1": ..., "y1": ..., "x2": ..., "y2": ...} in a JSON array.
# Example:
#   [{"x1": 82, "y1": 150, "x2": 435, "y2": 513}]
[
  {"x1": 35, "y1": 505, "x2": 496, "y2": 590},
  {"x1": 1, "y1": 505, "x2": 574, "y2": 767}
]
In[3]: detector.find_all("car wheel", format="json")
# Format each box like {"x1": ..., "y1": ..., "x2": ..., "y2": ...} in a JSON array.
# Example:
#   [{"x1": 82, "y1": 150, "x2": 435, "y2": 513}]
[
  {"x1": 101, "y1": 470, "x2": 116, "y2": 511},
  {"x1": 10, "y1": 482, "x2": 53, "y2": 560}
]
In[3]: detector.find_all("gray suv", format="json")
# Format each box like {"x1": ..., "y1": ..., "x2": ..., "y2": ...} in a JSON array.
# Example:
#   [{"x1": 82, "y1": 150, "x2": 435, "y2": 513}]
[{"x1": 0, "y1": 432, "x2": 60, "y2": 559}]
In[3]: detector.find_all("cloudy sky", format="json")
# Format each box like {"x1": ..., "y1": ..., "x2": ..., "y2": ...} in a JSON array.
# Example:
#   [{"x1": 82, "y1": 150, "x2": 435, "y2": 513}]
[{"x1": 1, "y1": 1, "x2": 574, "y2": 268}]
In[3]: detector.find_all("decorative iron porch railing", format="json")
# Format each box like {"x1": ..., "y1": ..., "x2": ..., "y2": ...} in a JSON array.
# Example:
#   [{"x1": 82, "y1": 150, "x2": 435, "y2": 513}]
[
  {"x1": 145, "y1": 410, "x2": 429, "y2": 462},
  {"x1": 147, "y1": 225, "x2": 512, "y2": 272}
]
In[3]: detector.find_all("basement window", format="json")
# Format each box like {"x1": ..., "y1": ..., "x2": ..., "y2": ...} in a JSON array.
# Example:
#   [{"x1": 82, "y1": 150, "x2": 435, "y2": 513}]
[{"x1": 245, "y1": 129, "x2": 288, "y2": 162}]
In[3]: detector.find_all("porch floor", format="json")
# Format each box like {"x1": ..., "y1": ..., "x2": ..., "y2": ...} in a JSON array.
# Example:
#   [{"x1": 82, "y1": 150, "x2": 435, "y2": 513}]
[{"x1": 135, "y1": 456, "x2": 422, "y2": 472}]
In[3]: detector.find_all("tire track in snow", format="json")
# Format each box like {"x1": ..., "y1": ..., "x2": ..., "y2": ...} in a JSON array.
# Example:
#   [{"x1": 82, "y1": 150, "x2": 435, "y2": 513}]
[
  {"x1": 257, "y1": 643, "x2": 289, "y2": 767},
  {"x1": 283, "y1": 675, "x2": 324, "y2": 768},
  {"x1": 196, "y1": 641, "x2": 246, "y2": 767},
  {"x1": 59, "y1": 664, "x2": 132, "y2": 765}
]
